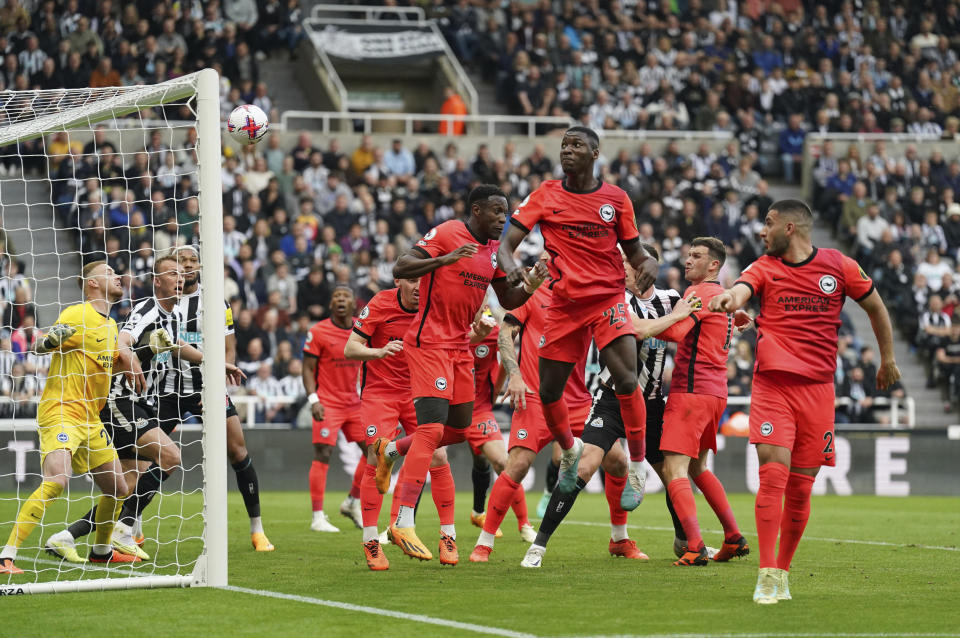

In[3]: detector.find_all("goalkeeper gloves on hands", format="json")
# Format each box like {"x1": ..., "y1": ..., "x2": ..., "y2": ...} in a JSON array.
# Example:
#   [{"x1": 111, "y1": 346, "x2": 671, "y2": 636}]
[
  {"x1": 149, "y1": 328, "x2": 176, "y2": 354},
  {"x1": 43, "y1": 324, "x2": 76, "y2": 350}
]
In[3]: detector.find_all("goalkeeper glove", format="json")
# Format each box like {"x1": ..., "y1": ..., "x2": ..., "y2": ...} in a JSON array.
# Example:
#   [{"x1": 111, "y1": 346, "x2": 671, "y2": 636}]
[
  {"x1": 43, "y1": 324, "x2": 76, "y2": 350},
  {"x1": 149, "y1": 328, "x2": 176, "y2": 354}
]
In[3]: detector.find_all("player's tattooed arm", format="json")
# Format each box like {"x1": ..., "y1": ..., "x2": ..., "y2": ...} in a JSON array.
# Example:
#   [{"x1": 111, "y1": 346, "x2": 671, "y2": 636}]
[
  {"x1": 622, "y1": 239, "x2": 658, "y2": 291},
  {"x1": 857, "y1": 288, "x2": 901, "y2": 390},
  {"x1": 497, "y1": 317, "x2": 529, "y2": 409},
  {"x1": 393, "y1": 244, "x2": 478, "y2": 278}
]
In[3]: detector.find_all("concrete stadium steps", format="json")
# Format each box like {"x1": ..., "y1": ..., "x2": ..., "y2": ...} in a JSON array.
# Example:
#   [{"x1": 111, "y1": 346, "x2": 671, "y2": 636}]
[
  {"x1": 0, "y1": 175, "x2": 81, "y2": 327},
  {"x1": 260, "y1": 53, "x2": 312, "y2": 114}
]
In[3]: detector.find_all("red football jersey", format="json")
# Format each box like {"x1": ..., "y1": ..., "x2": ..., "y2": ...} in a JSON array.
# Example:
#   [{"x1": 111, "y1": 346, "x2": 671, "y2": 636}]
[
  {"x1": 505, "y1": 286, "x2": 591, "y2": 406},
  {"x1": 736, "y1": 247, "x2": 874, "y2": 383},
  {"x1": 472, "y1": 326, "x2": 500, "y2": 412},
  {"x1": 352, "y1": 288, "x2": 417, "y2": 397},
  {"x1": 303, "y1": 318, "x2": 361, "y2": 410},
  {"x1": 404, "y1": 219, "x2": 505, "y2": 350},
  {"x1": 671, "y1": 281, "x2": 732, "y2": 399},
  {"x1": 510, "y1": 180, "x2": 639, "y2": 302}
]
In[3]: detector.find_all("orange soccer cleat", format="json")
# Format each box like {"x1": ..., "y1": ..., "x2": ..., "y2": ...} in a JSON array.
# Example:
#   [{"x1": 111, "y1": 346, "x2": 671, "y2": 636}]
[
  {"x1": 673, "y1": 546, "x2": 709, "y2": 566},
  {"x1": 468, "y1": 544, "x2": 492, "y2": 563},
  {"x1": 89, "y1": 550, "x2": 142, "y2": 564},
  {"x1": 0, "y1": 558, "x2": 23, "y2": 574},
  {"x1": 608, "y1": 538, "x2": 649, "y2": 560},
  {"x1": 251, "y1": 532, "x2": 275, "y2": 552},
  {"x1": 713, "y1": 535, "x2": 750, "y2": 562},
  {"x1": 363, "y1": 540, "x2": 389, "y2": 571},
  {"x1": 469, "y1": 511, "x2": 502, "y2": 538},
  {"x1": 373, "y1": 437, "x2": 395, "y2": 494},
  {"x1": 388, "y1": 525, "x2": 432, "y2": 561},
  {"x1": 438, "y1": 532, "x2": 459, "y2": 566}
]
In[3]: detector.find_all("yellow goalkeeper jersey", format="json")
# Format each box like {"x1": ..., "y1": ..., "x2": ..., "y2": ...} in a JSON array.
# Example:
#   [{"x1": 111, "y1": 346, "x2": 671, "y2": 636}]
[{"x1": 38, "y1": 302, "x2": 119, "y2": 426}]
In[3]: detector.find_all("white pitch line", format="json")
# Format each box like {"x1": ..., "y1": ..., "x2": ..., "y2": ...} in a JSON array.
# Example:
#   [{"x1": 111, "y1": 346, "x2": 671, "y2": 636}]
[
  {"x1": 566, "y1": 634, "x2": 960, "y2": 638},
  {"x1": 223, "y1": 585, "x2": 538, "y2": 638},
  {"x1": 559, "y1": 520, "x2": 960, "y2": 552}
]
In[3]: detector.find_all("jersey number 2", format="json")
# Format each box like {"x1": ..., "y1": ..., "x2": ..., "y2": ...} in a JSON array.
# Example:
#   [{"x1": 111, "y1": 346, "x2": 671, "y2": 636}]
[
  {"x1": 822, "y1": 431, "x2": 834, "y2": 454},
  {"x1": 603, "y1": 303, "x2": 627, "y2": 326}
]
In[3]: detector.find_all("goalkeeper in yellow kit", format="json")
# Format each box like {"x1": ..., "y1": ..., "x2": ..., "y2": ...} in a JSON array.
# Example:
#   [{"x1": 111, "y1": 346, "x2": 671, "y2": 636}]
[{"x1": 0, "y1": 261, "x2": 144, "y2": 574}]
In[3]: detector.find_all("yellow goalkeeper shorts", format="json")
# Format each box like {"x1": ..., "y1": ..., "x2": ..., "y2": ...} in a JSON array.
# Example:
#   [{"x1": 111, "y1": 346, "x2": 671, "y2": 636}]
[{"x1": 38, "y1": 418, "x2": 118, "y2": 475}]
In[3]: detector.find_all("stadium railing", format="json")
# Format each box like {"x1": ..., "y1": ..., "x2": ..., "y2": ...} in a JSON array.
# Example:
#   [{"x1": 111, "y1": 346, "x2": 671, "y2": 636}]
[{"x1": 309, "y1": 3, "x2": 426, "y2": 23}]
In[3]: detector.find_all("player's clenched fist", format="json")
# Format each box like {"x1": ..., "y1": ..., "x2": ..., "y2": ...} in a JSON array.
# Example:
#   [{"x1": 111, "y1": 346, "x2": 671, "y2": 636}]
[
  {"x1": 524, "y1": 259, "x2": 549, "y2": 292},
  {"x1": 440, "y1": 243, "x2": 478, "y2": 265},
  {"x1": 377, "y1": 340, "x2": 403, "y2": 358},
  {"x1": 708, "y1": 291, "x2": 737, "y2": 313},
  {"x1": 505, "y1": 266, "x2": 527, "y2": 287},
  {"x1": 876, "y1": 360, "x2": 901, "y2": 391},
  {"x1": 43, "y1": 324, "x2": 76, "y2": 349},
  {"x1": 149, "y1": 328, "x2": 176, "y2": 354},
  {"x1": 635, "y1": 255, "x2": 658, "y2": 292}
]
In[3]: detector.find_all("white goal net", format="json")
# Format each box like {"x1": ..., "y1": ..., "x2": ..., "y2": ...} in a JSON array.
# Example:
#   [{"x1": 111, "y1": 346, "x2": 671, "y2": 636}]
[{"x1": 0, "y1": 69, "x2": 227, "y2": 594}]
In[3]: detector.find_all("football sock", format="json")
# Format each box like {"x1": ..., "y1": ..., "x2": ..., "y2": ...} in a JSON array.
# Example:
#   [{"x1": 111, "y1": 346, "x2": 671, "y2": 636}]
[
  {"x1": 534, "y1": 476, "x2": 585, "y2": 547},
  {"x1": 348, "y1": 456, "x2": 364, "y2": 500},
  {"x1": 616, "y1": 386, "x2": 647, "y2": 461},
  {"x1": 541, "y1": 397, "x2": 574, "y2": 449},
  {"x1": 309, "y1": 460, "x2": 329, "y2": 511},
  {"x1": 692, "y1": 470, "x2": 740, "y2": 541},
  {"x1": 68, "y1": 506, "x2": 96, "y2": 540},
  {"x1": 604, "y1": 473, "x2": 628, "y2": 526},
  {"x1": 611, "y1": 524, "x2": 628, "y2": 542},
  {"x1": 472, "y1": 465, "x2": 492, "y2": 513},
  {"x1": 511, "y1": 484, "x2": 529, "y2": 527},
  {"x1": 394, "y1": 422, "x2": 443, "y2": 508},
  {"x1": 232, "y1": 455, "x2": 262, "y2": 518},
  {"x1": 777, "y1": 472, "x2": 816, "y2": 571},
  {"x1": 92, "y1": 493, "x2": 123, "y2": 554},
  {"x1": 429, "y1": 463, "x2": 456, "y2": 526},
  {"x1": 363, "y1": 526, "x2": 378, "y2": 543},
  {"x1": 482, "y1": 473, "x2": 520, "y2": 541},
  {"x1": 666, "y1": 489, "x2": 685, "y2": 540},
  {"x1": 666, "y1": 478, "x2": 704, "y2": 552},
  {"x1": 395, "y1": 505, "x2": 415, "y2": 528},
  {"x1": 755, "y1": 462, "x2": 790, "y2": 569},
  {"x1": 545, "y1": 458, "x2": 560, "y2": 493},
  {"x1": 119, "y1": 464, "x2": 168, "y2": 527},
  {"x1": 360, "y1": 463, "x2": 383, "y2": 528},
  {"x1": 6, "y1": 481, "x2": 62, "y2": 549}
]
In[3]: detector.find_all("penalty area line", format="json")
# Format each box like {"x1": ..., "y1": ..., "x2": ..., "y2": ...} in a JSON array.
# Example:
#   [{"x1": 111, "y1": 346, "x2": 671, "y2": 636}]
[{"x1": 222, "y1": 585, "x2": 538, "y2": 638}]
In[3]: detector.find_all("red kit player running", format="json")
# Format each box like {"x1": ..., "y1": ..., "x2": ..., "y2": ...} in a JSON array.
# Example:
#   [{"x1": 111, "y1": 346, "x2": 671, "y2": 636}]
[
  {"x1": 709, "y1": 200, "x2": 900, "y2": 604},
  {"x1": 498, "y1": 127, "x2": 658, "y2": 498},
  {"x1": 660, "y1": 238, "x2": 749, "y2": 567},
  {"x1": 388, "y1": 184, "x2": 541, "y2": 561},
  {"x1": 343, "y1": 278, "x2": 458, "y2": 569},
  {"x1": 302, "y1": 285, "x2": 365, "y2": 533}
]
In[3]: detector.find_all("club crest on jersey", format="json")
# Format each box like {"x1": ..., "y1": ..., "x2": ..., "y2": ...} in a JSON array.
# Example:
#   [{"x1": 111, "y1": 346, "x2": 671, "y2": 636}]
[
  {"x1": 424, "y1": 228, "x2": 438, "y2": 241},
  {"x1": 435, "y1": 377, "x2": 448, "y2": 391},
  {"x1": 305, "y1": 332, "x2": 313, "y2": 343},
  {"x1": 320, "y1": 428, "x2": 330, "y2": 438},
  {"x1": 760, "y1": 422, "x2": 774, "y2": 436},
  {"x1": 366, "y1": 425, "x2": 377, "y2": 437},
  {"x1": 598, "y1": 204, "x2": 616, "y2": 223},
  {"x1": 516, "y1": 429, "x2": 528, "y2": 440},
  {"x1": 359, "y1": 306, "x2": 369, "y2": 319},
  {"x1": 590, "y1": 417, "x2": 603, "y2": 428},
  {"x1": 818, "y1": 275, "x2": 838, "y2": 295},
  {"x1": 56, "y1": 432, "x2": 69, "y2": 443},
  {"x1": 491, "y1": 252, "x2": 498, "y2": 269},
  {"x1": 538, "y1": 335, "x2": 546, "y2": 348},
  {"x1": 475, "y1": 345, "x2": 490, "y2": 357}
]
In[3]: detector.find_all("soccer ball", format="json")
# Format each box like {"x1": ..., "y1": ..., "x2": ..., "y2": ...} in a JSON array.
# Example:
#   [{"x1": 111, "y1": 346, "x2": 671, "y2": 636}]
[{"x1": 227, "y1": 104, "x2": 269, "y2": 145}]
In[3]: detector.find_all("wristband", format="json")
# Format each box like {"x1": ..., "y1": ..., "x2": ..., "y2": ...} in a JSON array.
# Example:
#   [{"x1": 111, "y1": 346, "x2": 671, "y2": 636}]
[{"x1": 308, "y1": 393, "x2": 320, "y2": 405}]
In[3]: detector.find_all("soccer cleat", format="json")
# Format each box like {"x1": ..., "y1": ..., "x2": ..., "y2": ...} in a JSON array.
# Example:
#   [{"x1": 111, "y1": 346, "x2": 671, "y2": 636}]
[
  {"x1": 45, "y1": 532, "x2": 87, "y2": 564},
  {"x1": 519, "y1": 523, "x2": 537, "y2": 543},
  {"x1": 134, "y1": 533, "x2": 145, "y2": 547},
  {"x1": 340, "y1": 497, "x2": 363, "y2": 530},
  {"x1": 536, "y1": 488, "x2": 552, "y2": 518},
  {"x1": 310, "y1": 511, "x2": 340, "y2": 533},
  {"x1": 673, "y1": 545, "x2": 709, "y2": 566},
  {"x1": 627, "y1": 461, "x2": 647, "y2": 508},
  {"x1": 753, "y1": 567, "x2": 780, "y2": 604},
  {"x1": 112, "y1": 522, "x2": 150, "y2": 560},
  {"x1": 469, "y1": 511, "x2": 502, "y2": 538},
  {"x1": 620, "y1": 479, "x2": 643, "y2": 511},
  {"x1": 557, "y1": 437, "x2": 584, "y2": 492},
  {"x1": 363, "y1": 540, "x2": 389, "y2": 571},
  {"x1": 89, "y1": 549, "x2": 142, "y2": 564},
  {"x1": 389, "y1": 525, "x2": 432, "y2": 561},
  {"x1": 378, "y1": 529, "x2": 390, "y2": 545},
  {"x1": 673, "y1": 537, "x2": 718, "y2": 560},
  {"x1": 0, "y1": 558, "x2": 23, "y2": 574},
  {"x1": 520, "y1": 545, "x2": 545, "y2": 568},
  {"x1": 373, "y1": 437, "x2": 395, "y2": 494},
  {"x1": 713, "y1": 534, "x2": 750, "y2": 562},
  {"x1": 468, "y1": 544, "x2": 492, "y2": 563},
  {"x1": 251, "y1": 532, "x2": 275, "y2": 552},
  {"x1": 438, "y1": 532, "x2": 459, "y2": 566},
  {"x1": 777, "y1": 568, "x2": 792, "y2": 600},
  {"x1": 609, "y1": 538, "x2": 649, "y2": 560}
]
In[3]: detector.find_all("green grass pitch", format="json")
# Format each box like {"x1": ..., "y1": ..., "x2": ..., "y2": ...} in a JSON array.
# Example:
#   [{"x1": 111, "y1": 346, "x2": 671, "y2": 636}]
[{"x1": 2, "y1": 490, "x2": 958, "y2": 637}]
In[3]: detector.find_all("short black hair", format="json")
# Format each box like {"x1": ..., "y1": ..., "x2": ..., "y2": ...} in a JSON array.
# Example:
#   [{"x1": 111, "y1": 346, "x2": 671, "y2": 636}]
[
  {"x1": 468, "y1": 184, "x2": 507, "y2": 209},
  {"x1": 770, "y1": 199, "x2": 814, "y2": 223},
  {"x1": 564, "y1": 126, "x2": 600, "y2": 150},
  {"x1": 640, "y1": 241, "x2": 660, "y2": 262},
  {"x1": 691, "y1": 236, "x2": 727, "y2": 267}
]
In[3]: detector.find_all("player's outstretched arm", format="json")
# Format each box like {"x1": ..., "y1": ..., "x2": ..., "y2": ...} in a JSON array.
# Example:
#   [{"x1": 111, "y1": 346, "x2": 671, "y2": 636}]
[
  {"x1": 857, "y1": 289, "x2": 901, "y2": 390},
  {"x1": 343, "y1": 331, "x2": 402, "y2": 361},
  {"x1": 639, "y1": 294, "x2": 699, "y2": 340},
  {"x1": 708, "y1": 282, "x2": 754, "y2": 313},
  {"x1": 622, "y1": 239, "x2": 659, "y2": 291},
  {"x1": 393, "y1": 244, "x2": 478, "y2": 279},
  {"x1": 33, "y1": 323, "x2": 77, "y2": 354}
]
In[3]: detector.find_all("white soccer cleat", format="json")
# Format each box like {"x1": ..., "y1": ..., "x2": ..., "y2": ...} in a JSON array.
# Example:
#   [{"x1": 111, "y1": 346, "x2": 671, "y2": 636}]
[
  {"x1": 519, "y1": 523, "x2": 537, "y2": 543},
  {"x1": 777, "y1": 568, "x2": 792, "y2": 600},
  {"x1": 112, "y1": 522, "x2": 150, "y2": 560},
  {"x1": 45, "y1": 530, "x2": 87, "y2": 564},
  {"x1": 378, "y1": 529, "x2": 391, "y2": 545},
  {"x1": 520, "y1": 544, "x2": 546, "y2": 568},
  {"x1": 310, "y1": 511, "x2": 340, "y2": 533},
  {"x1": 557, "y1": 438, "x2": 584, "y2": 492},
  {"x1": 753, "y1": 567, "x2": 780, "y2": 604},
  {"x1": 627, "y1": 461, "x2": 647, "y2": 503},
  {"x1": 339, "y1": 497, "x2": 363, "y2": 530}
]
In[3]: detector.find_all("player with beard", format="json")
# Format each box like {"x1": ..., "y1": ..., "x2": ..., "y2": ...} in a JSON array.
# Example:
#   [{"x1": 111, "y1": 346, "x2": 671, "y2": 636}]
[{"x1": 709, "y1": 200, "x2": 899, "y2": 603}]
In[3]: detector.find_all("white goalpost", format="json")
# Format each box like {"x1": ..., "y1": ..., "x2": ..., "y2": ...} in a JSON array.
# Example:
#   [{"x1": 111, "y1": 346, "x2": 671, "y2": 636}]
[{"x1": 0, "y1": 68, "x2": 227, "y2": 594}]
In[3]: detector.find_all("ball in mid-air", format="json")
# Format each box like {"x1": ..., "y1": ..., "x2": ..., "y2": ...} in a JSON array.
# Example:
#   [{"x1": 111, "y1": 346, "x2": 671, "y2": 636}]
[{"x1": 227, "y1": 104, "x2": 269, "y2": 145}]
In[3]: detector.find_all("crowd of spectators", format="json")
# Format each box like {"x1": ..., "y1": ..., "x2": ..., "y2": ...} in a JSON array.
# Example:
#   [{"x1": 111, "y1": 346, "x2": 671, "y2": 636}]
[{"x1": 422, "y1": 0, "x2": 960, "y2": 182}]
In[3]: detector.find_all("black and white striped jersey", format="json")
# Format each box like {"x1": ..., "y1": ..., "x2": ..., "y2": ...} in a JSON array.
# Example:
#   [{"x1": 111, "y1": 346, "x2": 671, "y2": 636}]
[
  {"x1": 164, "y1": 287, "x2": 235, "y2": 396},
  {"x1": 109, "y1": 296, "x2": 179, "y2": 405},
  {"x1": 586, "y1": 287, "x2": 680, "y2": 400}
]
